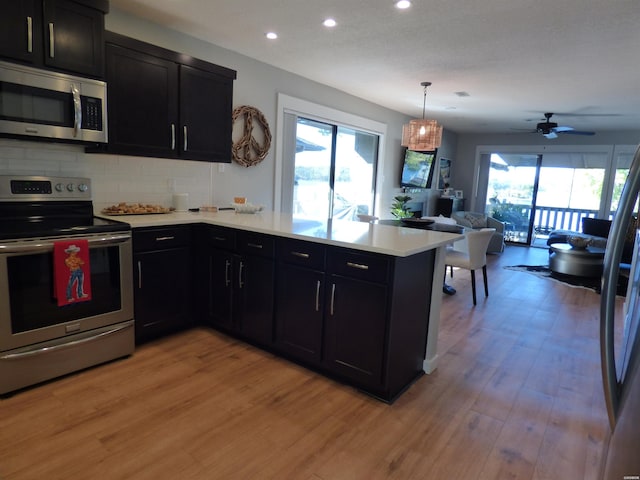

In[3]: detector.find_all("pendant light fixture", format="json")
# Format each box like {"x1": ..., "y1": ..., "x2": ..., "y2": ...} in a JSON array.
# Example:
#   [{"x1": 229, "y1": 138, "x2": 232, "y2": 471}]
[{"x1": 401, "y1": 81, "x2": 443, "y2": 151}]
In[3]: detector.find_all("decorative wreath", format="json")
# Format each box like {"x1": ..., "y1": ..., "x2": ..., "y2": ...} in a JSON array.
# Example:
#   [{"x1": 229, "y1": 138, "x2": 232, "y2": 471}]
[{"x1": 231, "y1": 105, "x2": 272, "y2": 167}]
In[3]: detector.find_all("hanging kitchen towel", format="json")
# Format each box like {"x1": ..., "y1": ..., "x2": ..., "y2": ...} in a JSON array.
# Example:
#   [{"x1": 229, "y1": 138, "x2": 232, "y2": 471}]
[{"x1": 53, "y1": 239, "x2": 92, "y2": 306}]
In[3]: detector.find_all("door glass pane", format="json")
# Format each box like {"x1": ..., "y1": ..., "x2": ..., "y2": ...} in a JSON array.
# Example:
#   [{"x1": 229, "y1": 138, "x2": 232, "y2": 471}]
[
  {"x1": 486, "y1": 153, "x2": 537, "y2": 244},
  {"x1": 294, "y1": 117, "x2": 378, "y2": 221},
  {"x1": 333, "y1": 127, "x2": 377, "y2": 220},
  {"x1": 293, "y1": 118, "x2": 333, "y2": 220}
]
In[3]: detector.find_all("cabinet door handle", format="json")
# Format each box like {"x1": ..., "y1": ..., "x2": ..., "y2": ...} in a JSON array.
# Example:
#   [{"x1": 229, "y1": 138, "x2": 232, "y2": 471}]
[
  {"x1": 315, "y1": 280, "x2": 321, "y2": 312},
  {"x1": 238, "y1": 261, "x2": 244, "y2": 289},
  {"x1": 137, "y1": 260, "x2": 143, "y2": 289},
  {"x1": 330, "y1": 283, "x2": 336, "y2": 316},
  {"x1": 27, "y1": 16, "x2": 33, "y2": 53},
  {"x1": 155, "y1": 236, "x2": 175, "y2": 242},
  {"x1": 346, "y1": 261, "x2": 369, "y2": 270},
  {"x1": 224, "y1": 259, "x2": 231, "y2": 287},
  {"x1": 48, "y1": 23, "x2": 55, "y2": 58},
  {"x1": 183, "y1": 125, "x2": 188, "y2": 151},
  {"x1": 170, "y1": 124, "x2": 176, "y2": 150},
  {"x1": 291, "y1": 251, "x2": 309, "y2": 259},
  {"x1": 247, "y1": 243, "x2": 263, "y2": 250}
]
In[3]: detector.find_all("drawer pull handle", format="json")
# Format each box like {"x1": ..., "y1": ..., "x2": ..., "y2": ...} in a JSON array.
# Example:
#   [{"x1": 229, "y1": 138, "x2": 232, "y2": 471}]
[
  {"x1": 291, "y1": 251, "x2": 310, "y2": 259},
  {"x1": 346, "y1": 261, "x2": 369, "y2": 270},
  {"x1": 213, "y1": 236, "x2": 226, "y2": 242},
  {"x1": 27, "y1": 16, "x2": 33, "y2": 53},
  {"x1": 155, "y1": 236, "x2": 175, "y2": 241},
  {"x1": 225, "y1": 259, "x2": 231, "y2": 287},
  {"x1": 330, "y1": 283, "x2": 336, "y2": 315},
  {"x1": 315, "y1": 280, "x2": 321, "y2": 312},
  {"x1": 238, "y1": 261, "x2": 245, "y2": 289},
  {"x1": 247, "y1": 243, "x2": 263, "y2": 249}
]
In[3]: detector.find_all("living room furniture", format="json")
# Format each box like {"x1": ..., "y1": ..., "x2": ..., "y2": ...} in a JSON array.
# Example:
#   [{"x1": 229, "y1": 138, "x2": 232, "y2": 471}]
[
  {"x1": 451, "y1": 211, "x2": 505, "y2": 253},
  {"x1": 435, "y1": 197, "x2": 464, "y2": 217},
  {"x1": 548, "y1": 243, "x2": 606, "y2": 277},
  {"x1": 445, "y1": 228, "x2": 496, "y2": 305}
]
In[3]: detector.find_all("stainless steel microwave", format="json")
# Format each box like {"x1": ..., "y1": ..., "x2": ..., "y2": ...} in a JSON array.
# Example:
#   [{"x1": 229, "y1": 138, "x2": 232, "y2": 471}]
[{"x1": 0, "y1": 60, "x2": 107, "y2": 144}]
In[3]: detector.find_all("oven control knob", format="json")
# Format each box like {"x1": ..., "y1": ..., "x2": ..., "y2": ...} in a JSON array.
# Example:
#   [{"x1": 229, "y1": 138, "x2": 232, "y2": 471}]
[
  {"x1": 55, "y1": 183, "x2": 64, "y2": 192},
  {"x1": 78, "y1": 183, "x2": 88, "y2": 192},
  {"x1": 66, "y1": 183, "x2": 75, "y2": 192}
]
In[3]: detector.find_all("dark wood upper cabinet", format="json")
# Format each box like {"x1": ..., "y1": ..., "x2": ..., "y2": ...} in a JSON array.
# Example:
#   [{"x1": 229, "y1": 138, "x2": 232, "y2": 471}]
[
  {"x1": 100, "y1": 32, "x2": 236, "y2": 163},
  {"x1": 0, "y1": 0, "x2": 108, "y2": 78}
]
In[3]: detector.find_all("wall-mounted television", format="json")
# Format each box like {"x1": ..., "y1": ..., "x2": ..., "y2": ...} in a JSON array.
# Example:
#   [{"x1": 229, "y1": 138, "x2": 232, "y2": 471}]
[{"x1": 400, "y1": 148, "x2": 437, "y2": 189}]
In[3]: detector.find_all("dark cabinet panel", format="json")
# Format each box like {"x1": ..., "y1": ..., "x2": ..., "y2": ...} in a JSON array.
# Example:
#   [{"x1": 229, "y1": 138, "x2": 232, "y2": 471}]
[
  {"x1": 323, "y1": 275, "x2": 387, "y2": 388},
  {"x1": 179, "y1": 65, "x2": 233, "y2": 162},
  {"x1": 435, "y1": 197, "x2": 465, "y2": 217},
  {"x1": 0, "y1": 0, "x2": 106, "y2": 77},
  {"x1": 105, "y1": 44, "x2": 179, "y2": 158},
  {"x1": 0, "y1": 1, "x2": 40, "y2": 64},
  {"x1": 133, "y1": 226, "x2": 191, "y2": 343},
  {"x1": 194, "y1": 226, "x2": 274, "y2": 345},
  {"x1": 42, "y1": 0, "x2": 105, "y2": 77},
  {"x1": 275, "y1": 264, "x2": 324, "y2": 364},
  {"x1": 100, "y1": 32, "x2": 236, "y2": 162}
]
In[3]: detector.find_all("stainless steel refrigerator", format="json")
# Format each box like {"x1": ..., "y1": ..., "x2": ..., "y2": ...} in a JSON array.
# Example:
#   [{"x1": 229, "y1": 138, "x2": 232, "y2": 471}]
[{"x1": 599, "y1": 145, "x2": 640, "y2": 479}]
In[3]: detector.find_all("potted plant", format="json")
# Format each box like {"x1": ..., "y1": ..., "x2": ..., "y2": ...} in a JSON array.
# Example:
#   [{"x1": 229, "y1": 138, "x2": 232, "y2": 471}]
[{"x1": 391, "y1": 195, "x2": 414, "y2": 219}]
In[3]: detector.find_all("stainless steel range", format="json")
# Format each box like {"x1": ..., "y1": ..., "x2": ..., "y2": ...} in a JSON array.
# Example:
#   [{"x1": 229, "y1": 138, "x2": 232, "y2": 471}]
[{"x1": 0, "y1": 175, "x2": 134, "y2": 395}]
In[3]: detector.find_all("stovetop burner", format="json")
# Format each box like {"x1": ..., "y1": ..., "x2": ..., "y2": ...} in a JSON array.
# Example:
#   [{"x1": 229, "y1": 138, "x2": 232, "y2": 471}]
[{"x1": 0, "y1": 175, "x2": 130, "y2": 240}]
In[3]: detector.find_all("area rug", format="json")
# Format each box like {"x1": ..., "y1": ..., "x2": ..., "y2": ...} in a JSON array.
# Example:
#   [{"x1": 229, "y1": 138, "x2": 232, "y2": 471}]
[{"x1": 504, "y1": 264, "x2": 602, "y2": 293}]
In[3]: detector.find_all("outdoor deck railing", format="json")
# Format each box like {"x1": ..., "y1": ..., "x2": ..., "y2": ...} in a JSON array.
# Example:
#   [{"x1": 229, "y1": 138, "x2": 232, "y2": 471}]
[{"x1": 495, "y1": 203, "x2": 612, "y2": 240}]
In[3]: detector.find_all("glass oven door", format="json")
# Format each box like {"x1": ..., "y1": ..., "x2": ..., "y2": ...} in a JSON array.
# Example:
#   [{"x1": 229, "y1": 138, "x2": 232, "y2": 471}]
[{"x1": 0, "y1": 233, "x2": 133, "y2": 352}]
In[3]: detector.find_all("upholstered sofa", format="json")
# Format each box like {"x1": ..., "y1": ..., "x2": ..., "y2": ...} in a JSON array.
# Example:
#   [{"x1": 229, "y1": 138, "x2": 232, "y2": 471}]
[
  {"x1": 547, "y1": 217, "x2": 636, "y2": 264},
  {"x1": 546, "y1": 217, "x2": 610, "y2": 250},
  {"x1": 451, "y1": 211, "x2": 506, "y2": 253}
]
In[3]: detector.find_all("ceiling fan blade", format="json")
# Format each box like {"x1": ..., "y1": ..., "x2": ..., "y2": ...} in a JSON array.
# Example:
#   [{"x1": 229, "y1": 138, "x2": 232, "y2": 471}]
[
  {"x1": 544, "y1": 131, "x2": 558, "y2": 139},
  {"x1": 553, "y1": 126, "x2": 574, "y2": 133},
  {"x1": 559, "y1": 130, "x2": 596, "y2": 136}
]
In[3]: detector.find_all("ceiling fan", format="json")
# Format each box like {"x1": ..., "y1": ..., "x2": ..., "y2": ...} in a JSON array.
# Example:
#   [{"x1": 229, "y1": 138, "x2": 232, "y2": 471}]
[{"x1": 536, "y1": 112, "x2": 596, "y2": 139}]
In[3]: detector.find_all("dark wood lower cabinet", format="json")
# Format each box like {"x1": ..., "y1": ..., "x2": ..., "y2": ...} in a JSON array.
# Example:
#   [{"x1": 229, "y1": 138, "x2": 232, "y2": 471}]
[
  {"x1": 133, "y1": 226, "x2": 191, "y2": 343},
  {"x1": 323, "y1": 275, "x2": 387, "y2": 388},
  {"x1": 147, "y1": 224, "x2": 438, "y2": 403}
]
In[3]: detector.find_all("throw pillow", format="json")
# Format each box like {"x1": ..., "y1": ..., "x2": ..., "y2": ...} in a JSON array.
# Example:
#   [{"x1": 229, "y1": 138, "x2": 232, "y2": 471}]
[{"x1": 464, "y1": 213, "x2": 487, "y2": 229}]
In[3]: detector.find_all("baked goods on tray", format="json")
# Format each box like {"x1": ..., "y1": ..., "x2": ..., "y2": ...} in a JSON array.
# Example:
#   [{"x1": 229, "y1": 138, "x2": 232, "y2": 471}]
[{"x1": 101, "y1": 203, "x2": 173, "y2": 215}]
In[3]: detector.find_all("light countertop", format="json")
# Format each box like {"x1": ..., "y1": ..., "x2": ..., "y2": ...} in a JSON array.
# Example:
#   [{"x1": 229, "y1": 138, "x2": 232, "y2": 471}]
[{"x1": 97, "y1": 210, "x2": 462, "y2": 257}]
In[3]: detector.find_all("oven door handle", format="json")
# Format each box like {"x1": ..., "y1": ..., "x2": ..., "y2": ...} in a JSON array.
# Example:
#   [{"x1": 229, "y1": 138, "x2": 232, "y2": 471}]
[
  {"x1": 0, "y1": 233, "x2": 131, "y2": 254},
  {"x1": 0, "y1": 322, "x2": 133, "y2": 360}
]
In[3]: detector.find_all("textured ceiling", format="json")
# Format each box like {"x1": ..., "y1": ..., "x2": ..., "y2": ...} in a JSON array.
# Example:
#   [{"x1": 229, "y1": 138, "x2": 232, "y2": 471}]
[{"x1": 109, "y1": 0, "x2": 640, "y2": 135}]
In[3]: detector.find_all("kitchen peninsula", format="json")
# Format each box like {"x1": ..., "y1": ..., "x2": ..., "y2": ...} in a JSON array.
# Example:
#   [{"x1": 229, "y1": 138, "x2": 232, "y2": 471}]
[{"x1": 100, "y1": 209, "x2": 461, "y2": 402}]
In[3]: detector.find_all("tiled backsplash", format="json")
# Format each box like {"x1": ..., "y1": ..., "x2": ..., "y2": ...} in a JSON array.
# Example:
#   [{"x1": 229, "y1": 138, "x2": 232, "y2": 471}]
[{"x1": 0, "y1": 139, "x2": 214, "y2": 211}]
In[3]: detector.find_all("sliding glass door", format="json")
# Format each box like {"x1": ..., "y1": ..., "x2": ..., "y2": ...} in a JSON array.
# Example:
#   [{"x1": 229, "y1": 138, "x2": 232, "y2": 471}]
[
  {"x1": 293, "y1": 117, "x2": 378, "y2": 221},
  {"x1": 486, "y1": 150, "x2": 610, "y2": 246}
]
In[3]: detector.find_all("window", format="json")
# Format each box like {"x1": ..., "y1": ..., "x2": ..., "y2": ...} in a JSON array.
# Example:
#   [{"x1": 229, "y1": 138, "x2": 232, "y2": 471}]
[{"x1": 275, "y1": 94, "x2": 386, "y2": 220}]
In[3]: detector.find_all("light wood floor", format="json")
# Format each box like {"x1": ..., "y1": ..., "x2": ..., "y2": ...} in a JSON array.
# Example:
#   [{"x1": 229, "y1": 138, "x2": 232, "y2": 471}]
[{"x1": 0, "y1": 245, "x2": 621, "y2": 479}]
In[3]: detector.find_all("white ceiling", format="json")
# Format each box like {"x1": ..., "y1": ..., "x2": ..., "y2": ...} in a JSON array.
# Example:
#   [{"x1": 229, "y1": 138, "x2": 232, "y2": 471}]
[{"x1": 109, "y1": 0, "x2": 640, "y2": 135}]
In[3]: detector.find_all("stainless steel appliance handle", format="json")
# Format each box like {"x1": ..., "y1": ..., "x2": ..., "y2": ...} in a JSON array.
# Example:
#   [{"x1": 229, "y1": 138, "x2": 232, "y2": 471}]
[
  {"x1": 72, "y1": 84, "x2": 82, "y2": 137},
  {"x1": 0, "y1": 233, "x2": 131, "y2": 254},
  {"x1": 48, "y1": 23, "x2": 55, "y2": 58},
  {"x1": 0, "y1": 323, "x2": 133, "y2": 360},
  {"x1": 27, "y1": 16, "x2": 33, "y2": 53},
  {"x1": 601, "y1": 144, "x2": 640, "y2": 429}
]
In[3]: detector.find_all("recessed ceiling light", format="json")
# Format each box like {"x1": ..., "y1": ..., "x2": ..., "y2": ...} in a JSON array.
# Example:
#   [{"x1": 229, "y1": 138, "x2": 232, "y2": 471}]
[
  {"x1": 395, "y1": 0, "x2": 411, "y2": 9},
  {"x1": 265, "y1": 32, "x2": 278, "y2": 40},
  {"x1": 323, "y1": 18, "x2": 337, "y2": 28}
]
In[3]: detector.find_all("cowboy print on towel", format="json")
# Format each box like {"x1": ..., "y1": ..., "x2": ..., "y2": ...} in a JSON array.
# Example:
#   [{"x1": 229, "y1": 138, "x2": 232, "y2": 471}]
[{"x1": 54, "y1": 240, "x2": 92, "y2": 306}]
